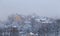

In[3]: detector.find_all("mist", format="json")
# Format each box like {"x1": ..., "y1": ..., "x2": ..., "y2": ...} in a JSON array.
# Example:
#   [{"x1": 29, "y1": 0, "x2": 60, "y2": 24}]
[{"x1": 0, "y1": 0, "x2": 60, "y2": 20}]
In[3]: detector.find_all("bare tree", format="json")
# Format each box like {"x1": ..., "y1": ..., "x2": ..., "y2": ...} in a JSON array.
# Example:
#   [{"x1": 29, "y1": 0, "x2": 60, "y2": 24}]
[{"x1": 55, "y1": 19, "x2": 60, "y2": 36}]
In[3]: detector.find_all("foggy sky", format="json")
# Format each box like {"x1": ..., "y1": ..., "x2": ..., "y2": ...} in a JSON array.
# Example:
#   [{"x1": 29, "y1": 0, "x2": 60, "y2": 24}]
[{"x1": 0, "y1": 0, "x2": 60, "y2": 20}]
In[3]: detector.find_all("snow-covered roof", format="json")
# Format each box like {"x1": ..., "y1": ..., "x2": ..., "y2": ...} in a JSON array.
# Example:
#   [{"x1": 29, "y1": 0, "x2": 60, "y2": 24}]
[
  {"x1": 39, "y1": 17, "x2": 54, "y2": 23},
  {"x1": 24, "y1": 21, "x2": 31, "y2": 23},
  {"x1": 35, "y1": 19, "x2": 40, "y2": 22},
  {"x1": 29, "y1": 32, "x2": 34, "y2": 35}
]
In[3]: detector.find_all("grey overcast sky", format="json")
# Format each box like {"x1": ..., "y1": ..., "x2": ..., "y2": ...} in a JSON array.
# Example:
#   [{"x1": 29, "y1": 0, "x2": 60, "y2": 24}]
[{"x1": 0, "y1": 0, "x2": 60, "y2": 20}]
